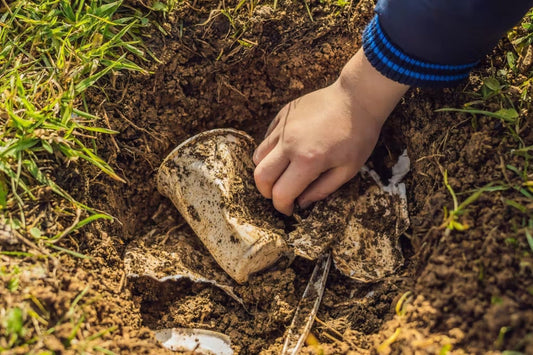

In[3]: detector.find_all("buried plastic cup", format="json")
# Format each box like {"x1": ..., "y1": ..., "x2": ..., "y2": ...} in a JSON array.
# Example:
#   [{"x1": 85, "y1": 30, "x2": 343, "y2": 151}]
[{"x1": 157, "y1": 129, "x2": 290, "y2": 284}]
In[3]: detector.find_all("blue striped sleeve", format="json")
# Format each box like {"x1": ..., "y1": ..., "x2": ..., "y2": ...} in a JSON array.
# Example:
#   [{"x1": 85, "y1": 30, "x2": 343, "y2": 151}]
[
  {"x1": 363, "y1": 0, "x2": 533, "y2": 87},
  {"x1": 362, "y1": 15, "x2": 478, "y2": 87}
]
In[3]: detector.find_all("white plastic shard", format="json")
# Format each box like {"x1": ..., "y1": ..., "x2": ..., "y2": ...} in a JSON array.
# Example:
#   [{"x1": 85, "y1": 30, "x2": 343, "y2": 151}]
[
  {"x1": 154, "y1": 328, "x2": 233, "y2": 354},
  {"x1": 285, "y1": 153, "x2": 410, "y2": 282},
  {"x1": 157, "y1": 129, "x2": 291, "y2": 284},
  {"x1": 281, "y1": 254, "x2": 331, "y2": 355},
  {"x1": 332, "y1": 153, "x2": 410, "y2": 283},
  {"x1": 287, "y1": 183, "x2": 357, "y2": 260},
  {"x1": 383, "y1": 149, "x2": 410, "y2": 193},
  {"x1": 124, "y1": 229, "x2": 244, "y2": 305}
]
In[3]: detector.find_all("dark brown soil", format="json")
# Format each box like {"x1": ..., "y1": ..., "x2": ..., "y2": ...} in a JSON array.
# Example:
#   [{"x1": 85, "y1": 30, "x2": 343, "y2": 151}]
[{"x1": 17, "y1": 0, "x2": 532, "y2": 353}]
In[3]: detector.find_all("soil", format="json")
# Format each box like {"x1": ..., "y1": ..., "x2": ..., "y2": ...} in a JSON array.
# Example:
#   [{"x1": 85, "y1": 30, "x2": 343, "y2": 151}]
[{"x1": 4, "y1": 0, "x2": 532, "y2": 353}]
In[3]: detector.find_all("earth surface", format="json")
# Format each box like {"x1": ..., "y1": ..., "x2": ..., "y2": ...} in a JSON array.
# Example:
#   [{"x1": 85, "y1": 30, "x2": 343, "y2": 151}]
[{"x1": 4, "y1": 0, "x2": 532, "y2": 354}]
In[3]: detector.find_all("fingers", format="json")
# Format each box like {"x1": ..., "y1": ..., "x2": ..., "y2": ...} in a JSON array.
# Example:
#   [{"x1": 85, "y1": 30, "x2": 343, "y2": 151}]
[
  {"x1": 254, "y1": 146, "x2": 290, "y2": 199},
  {"x1": 265, "y1": 114, "x2": 280, "y2": 138},
  {"x1": 253, "y1": 132, "x2": 278, "y2": 165},
  {"x1": 265, "y1": 103, "x2": 290, "y2": 138},
  {"x1": 297, "y1": 166, "x2": 357, "y2": 209},
  {"x1": 254, "y1": 105, "x2": 290, "y2": 165},
  {"x1": 270, "y1": 161, "x2": 322, "y2": 215}
]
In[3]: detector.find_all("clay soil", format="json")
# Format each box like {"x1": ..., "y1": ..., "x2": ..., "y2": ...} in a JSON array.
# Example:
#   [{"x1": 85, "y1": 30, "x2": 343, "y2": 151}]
[{"x1": 5, "y1": 0, "x2": 532, "y2": 353}]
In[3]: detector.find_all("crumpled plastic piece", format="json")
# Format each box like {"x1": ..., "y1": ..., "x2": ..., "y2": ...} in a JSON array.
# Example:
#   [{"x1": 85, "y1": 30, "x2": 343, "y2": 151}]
[
  {"x1": 332, "y1": 174, "x2": 409, "y2": 282},
  {"x1": 154, "y1": 328, "x2": 233, "y2": 354},
  {"x1": 124, "y1": 229, "x2": 243, "y2": 305},
  {"x1": 287, "y1": 150, "x2": 410, "y2": 282},
  {"x1": 286, "y1": 182, "x2": 357, "y2": 260}
]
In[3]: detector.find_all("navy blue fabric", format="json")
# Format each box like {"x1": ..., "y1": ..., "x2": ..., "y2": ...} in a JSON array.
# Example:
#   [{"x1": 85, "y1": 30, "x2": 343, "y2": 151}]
[
  {"x1": 363, "y1": 16, "x2": 478, "y2": 87},
  {"x1": 363, "y1": 0, "x2": 533, "y2": 87}
]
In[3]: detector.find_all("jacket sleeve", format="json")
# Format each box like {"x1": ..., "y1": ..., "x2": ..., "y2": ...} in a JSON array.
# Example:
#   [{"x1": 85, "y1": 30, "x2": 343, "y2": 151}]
[{"x1": 362, "y1": 0, "x2": 533, "y2": 87}]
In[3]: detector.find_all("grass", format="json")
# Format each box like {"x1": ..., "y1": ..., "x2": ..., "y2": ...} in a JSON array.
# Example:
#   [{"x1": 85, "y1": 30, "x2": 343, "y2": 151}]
[
  {"x1": 0, "y1": 269, "x2": 117, "y2": 353},
  {"x1": 207, "y1": 0, "x2": 350, "y2": 60},
  {"x1": 436, "y1": 10, "x2": 533, "y2": 248},
  {"x1": 434, "y1": 10, "x2": 533, "y2": 353},
  {"x1": 375, "y1": 291, "x2": 413, "y2": 353},
  {"x1": 0, "y1": 0, "x2": 155, "y2": 250},
  {"x1": 440, "y1": 171, "x2": 507, "y2": 231},
  {"x1": 0, "y1": 0, "x2": 172, "y2": 352}
]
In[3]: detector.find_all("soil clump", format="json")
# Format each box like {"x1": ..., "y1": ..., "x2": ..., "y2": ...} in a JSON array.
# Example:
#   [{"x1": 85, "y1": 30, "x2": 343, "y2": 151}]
[{"x1": 21, "y1": 0, "x2": 531, "y2": 353}]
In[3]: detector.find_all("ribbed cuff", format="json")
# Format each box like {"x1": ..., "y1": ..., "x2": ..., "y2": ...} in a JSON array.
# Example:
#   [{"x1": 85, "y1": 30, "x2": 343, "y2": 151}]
[{"x1": 362, "y1": 15, "x2": 479, "y2": 88}]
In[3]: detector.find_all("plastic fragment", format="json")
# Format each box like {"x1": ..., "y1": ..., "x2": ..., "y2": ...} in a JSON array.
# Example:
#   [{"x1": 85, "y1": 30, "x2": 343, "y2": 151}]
[{"x1": 154, "y1": 328, "x2": 233, "y2": 354}]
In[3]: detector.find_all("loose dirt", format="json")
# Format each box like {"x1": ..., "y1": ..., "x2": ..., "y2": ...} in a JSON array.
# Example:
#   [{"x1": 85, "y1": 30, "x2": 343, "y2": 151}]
[{"x1": 11, "y1": 0, "x2": 532, "y2": 353}]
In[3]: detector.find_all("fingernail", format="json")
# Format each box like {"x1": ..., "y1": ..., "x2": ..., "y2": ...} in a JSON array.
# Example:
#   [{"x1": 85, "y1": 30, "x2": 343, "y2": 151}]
[{"x1": 278, "y1": 204, "x2": 294, "y2": 216}]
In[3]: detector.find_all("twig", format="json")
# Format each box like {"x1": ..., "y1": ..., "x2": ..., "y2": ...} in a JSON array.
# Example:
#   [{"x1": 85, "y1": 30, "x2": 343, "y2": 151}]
[
  {"x1": 14, "y1": 230, "x2": 51, "y2": 257},
  {"x1": 49, "y1": 208, "x2": 82, "y2": 244},
  {"x1": 314, "y1": 316, "x2": 344, "y2": 340},
  {"x1": 115, "y1": 271, "x2": 126, "y2": 294},
  {"x1": 103, "y1": 111, "x2": 121, "y2": 153},
  {"x1": 114, "y1": 109, "x2": 164, "y2": 143},
  {"x1": 160, "y1": 222, "x2": 187, "y2": 245}
]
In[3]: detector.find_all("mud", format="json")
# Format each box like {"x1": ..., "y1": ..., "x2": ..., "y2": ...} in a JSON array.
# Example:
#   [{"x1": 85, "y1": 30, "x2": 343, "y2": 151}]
[{"x1": 14, "y1": 0, "x2": 532, "y2": 353}]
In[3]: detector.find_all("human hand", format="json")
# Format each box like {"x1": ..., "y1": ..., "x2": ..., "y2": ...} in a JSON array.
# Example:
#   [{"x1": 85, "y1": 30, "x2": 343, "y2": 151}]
[{"x1": 253, "y1": 48, "x2": 409, "y2": 215}]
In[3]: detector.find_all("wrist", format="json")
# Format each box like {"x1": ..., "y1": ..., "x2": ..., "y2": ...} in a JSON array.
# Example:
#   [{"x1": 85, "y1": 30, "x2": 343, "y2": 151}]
[{"x1": 336, "y1": 48, "x2": 409, "y2": 127}]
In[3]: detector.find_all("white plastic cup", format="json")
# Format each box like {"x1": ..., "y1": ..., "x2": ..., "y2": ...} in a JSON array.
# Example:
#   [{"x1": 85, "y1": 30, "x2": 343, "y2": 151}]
[{"x1": 157, "y1": 129, "x2": 290, "y2": 283}]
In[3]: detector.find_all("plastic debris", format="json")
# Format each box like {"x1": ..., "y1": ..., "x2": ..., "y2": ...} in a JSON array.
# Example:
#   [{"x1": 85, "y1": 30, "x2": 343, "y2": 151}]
[
  {"x1": 281, "y1": 254, "x2": 331, "y2": 355},
  {"x1": 157, "y1": 129, "x2": 291, "y2": 284},
  {"x1": 124, "y1": 229, "x2": 244, "y2": 305},
  {"x1": 154, "y1": 328, "x2": 233, "y2": 354}
]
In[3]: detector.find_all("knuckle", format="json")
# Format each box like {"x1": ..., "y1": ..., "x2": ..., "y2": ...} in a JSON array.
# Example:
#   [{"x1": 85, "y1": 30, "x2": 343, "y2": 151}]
[
  {"x1": 253, "y1": 166, "x2": 265, "y2": 182},
  {"x1": 283, "y1": 135, "x2": 297, "y2": 147},
  {"x1": 295, "y1": 149, "x2": 325, "y2": 164},
  {"x1": 253, "y1": 166, "x2": 270, "y2": 183},
  {"x1": 253, "y1": 168, "x2": 273, "y2": 198}
]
